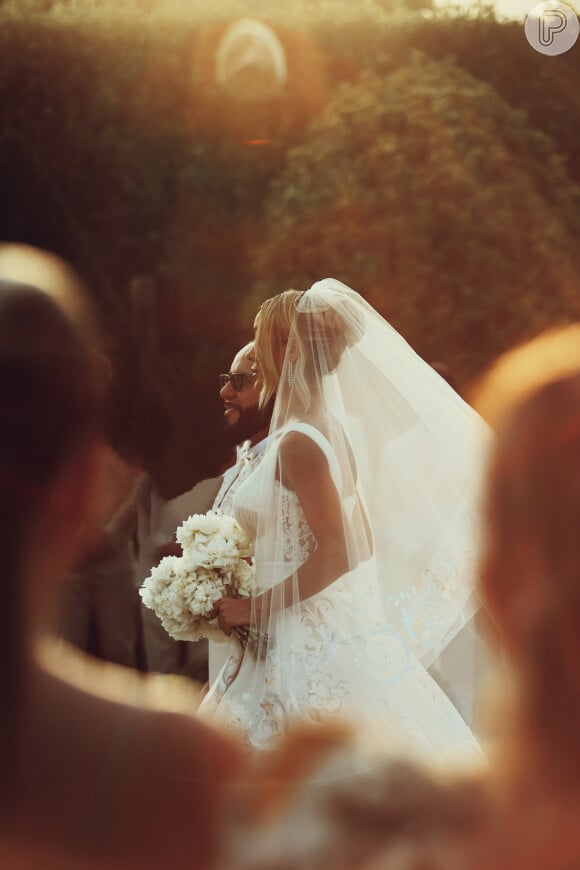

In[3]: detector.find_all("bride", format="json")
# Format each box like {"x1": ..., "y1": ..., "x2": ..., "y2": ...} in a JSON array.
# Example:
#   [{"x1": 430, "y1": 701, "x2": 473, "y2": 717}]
[{"x1": 201, "y1": 279, "x2": 490, "y2": 763}]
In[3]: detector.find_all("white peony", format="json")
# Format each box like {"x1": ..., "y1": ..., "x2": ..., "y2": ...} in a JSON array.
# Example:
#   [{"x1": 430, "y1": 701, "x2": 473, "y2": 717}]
[
  {"x1": 234, "y1": 559, "x2": 257, "y2": 596},
  {"x1": 176, "y1": 512, "x2": 223, "y2": 550}
]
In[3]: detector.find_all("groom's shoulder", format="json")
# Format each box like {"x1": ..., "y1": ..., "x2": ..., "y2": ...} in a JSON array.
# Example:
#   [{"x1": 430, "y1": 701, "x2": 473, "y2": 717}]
[{"x1": 165, "y1": 476, "x2": 224, "y2": 522}]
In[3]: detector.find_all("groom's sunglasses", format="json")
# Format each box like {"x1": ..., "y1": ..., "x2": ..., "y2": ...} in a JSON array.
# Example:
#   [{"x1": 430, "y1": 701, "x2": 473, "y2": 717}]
[{"x1": 218, "y1": 372, "x2": 256, "y2": 391}]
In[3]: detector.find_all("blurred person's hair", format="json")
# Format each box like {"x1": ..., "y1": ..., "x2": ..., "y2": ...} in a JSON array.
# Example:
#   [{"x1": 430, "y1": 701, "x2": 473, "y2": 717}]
[
  {"x1": 470, "y1": 323, "x2": 580, "y2": 428},
  {"x1": 0, "y1": 280, "x2": 99, "y2": 806},
  {"x1": 481, "y1": 371, "x2": 580, "y2": 790},
  {"x1": 0, "y1": 244, "x2": 111, "y2": 399}
]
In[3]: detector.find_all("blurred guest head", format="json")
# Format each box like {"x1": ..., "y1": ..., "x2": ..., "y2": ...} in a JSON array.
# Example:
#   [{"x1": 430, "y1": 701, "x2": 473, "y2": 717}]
[
  {"x1": 0, "y1": 279, "x2": 99, "y2": 799},
  {"x1": 0, "y1": 279, "x2": 99, "y2": 588},
  {"x1": 0, "y1": 279, "x2": 242, "y2": 870},
  {"x1": 481, "y1": 370, "x2": 580, "y2": 787},
  {"x1": 0, "y1": 243, "x2": 110, "y2": 397}
]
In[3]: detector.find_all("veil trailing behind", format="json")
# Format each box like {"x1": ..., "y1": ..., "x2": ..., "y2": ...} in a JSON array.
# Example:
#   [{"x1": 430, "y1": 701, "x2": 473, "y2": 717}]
[{"x1": 201, "y1": 279, "x2": 491, "y2": 763}]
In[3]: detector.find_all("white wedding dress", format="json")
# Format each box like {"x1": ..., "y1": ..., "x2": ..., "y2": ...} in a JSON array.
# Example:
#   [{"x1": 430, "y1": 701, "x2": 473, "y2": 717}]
[{"x1": 202, "y1": 421, "x2": 482, "y2": 764}]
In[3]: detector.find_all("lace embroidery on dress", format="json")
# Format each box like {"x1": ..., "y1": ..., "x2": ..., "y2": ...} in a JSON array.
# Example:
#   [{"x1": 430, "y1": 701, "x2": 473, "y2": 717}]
[
  {"x1": 389, "y1": 547, "x2": 479, "y2": 661},
  {"x1": 219, "y1": 597, "x2": 353, "y2": 752},
  {"x1": 279, "y1": 482, "x2": 317, "y2": 565}
]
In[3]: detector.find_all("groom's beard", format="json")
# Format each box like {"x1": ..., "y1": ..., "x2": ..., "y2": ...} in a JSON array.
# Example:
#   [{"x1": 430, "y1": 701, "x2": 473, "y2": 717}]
[{"x1": 223, "y1": 398, "x2": 273, "y2": 446}]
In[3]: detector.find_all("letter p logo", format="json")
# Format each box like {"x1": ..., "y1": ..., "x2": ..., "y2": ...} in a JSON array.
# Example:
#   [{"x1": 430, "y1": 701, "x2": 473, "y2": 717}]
[
  {"x1": 525, "y1": 2, "x2": 579, "y2": 55},
  {"x1": 539, "y1": 9, "x2": 567, "y2": 44}
]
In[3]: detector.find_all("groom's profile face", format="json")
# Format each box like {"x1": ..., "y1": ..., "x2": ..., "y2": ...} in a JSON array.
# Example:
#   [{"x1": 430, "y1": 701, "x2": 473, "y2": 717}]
[{"x1": 220, "y1": 345, "x2": 263, "y2": 440}]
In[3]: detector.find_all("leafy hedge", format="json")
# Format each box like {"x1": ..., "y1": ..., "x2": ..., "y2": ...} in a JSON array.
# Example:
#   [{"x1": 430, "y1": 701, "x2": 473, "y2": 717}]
[{"x1": 0, "y1": 1, "x2": 578, "y2": 490}]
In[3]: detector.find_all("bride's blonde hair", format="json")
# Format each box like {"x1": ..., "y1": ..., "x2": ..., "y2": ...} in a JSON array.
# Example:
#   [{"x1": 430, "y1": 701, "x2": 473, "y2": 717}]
[
  {"x1": 256, "y1": 286, "x2": 364, "y2": 411},
  {"x1": 255, "y1": 289, "x2": 304, "y2": 407}
]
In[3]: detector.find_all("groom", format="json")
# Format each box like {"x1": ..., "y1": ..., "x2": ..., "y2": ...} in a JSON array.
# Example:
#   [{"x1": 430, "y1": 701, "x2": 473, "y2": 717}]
[
  {"x1": 157, "y1": 341, "x2": 273, "y2": 681},
  {"x1": 213, "y1": 341, "x2": 272, "y2": 514},
  {"x1": 162, "y1": 341, "x2": 271, "y2": 527}
]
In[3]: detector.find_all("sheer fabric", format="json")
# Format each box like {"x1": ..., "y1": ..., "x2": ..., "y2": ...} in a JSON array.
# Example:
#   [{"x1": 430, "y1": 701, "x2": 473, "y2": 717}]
[{"x1": 201, "y1": 279, "x2": 491, "y2": 762}]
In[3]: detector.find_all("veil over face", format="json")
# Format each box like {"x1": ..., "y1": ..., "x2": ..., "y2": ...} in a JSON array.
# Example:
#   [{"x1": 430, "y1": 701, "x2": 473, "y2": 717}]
[{"x1": 205, "y1": 278, "x2": 491, "y2": 756}]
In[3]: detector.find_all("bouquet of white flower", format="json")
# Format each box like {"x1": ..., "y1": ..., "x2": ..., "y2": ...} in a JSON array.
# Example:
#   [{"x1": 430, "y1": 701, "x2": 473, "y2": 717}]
[{"x1": 139, "y1": 511, "x2": 258, "y2": 653}]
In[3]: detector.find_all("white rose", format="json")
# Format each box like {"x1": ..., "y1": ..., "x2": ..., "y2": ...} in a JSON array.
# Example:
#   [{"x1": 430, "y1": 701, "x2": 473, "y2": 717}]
[
  {"x1": 139, "y1": 556, "x2": 184, "y2": 607},
  {"x1": 231, "y1": 524, "x2": 254, "y2": 556},
  {"x1": 192, "y1": 512, "x2": 222, "y2": 536},
  {"x1": 233, "y1": 560, "x2": 256, "y2": 595}
]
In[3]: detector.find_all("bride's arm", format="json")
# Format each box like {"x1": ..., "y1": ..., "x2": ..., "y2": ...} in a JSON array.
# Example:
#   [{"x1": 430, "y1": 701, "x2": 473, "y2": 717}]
[
  {"x1": 217, "y1": 434, "x2": 348, "y2": 630},
  {"x1": 270, "y1": 431, "x2": 350, "y2": 605},
  {"x1": 216, "y1": 432, "x2": 369, "y2": 632}
]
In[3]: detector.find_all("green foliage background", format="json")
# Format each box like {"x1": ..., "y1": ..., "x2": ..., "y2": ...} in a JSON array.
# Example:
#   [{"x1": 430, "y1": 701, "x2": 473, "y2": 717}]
[{"x1": 0, "y1": 0, "x2": 579, "y2": 491}]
